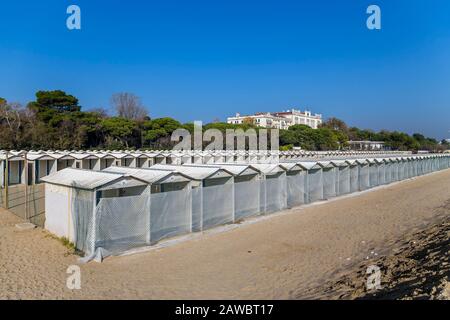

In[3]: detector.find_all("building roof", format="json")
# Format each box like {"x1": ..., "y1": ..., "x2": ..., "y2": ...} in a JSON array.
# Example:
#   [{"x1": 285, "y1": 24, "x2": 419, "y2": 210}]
[
  {"x1": 41, "y1": 168, "x2": 147, "y2": 190},
  {"x1": 151, "y1": 164, "x2": 233, "y2": 180},
  {"x1": 278, "y1": 162, "x2": 304, "y2": 171},
  {"x1": 246, "y1": 163, "x2": 285, "y2": 175},
  {"x1": 185, "y1": 163, "x2": 261, "y2": 176},
  {"x1": 103, "y1": 166, "x2": 192, "y2": 184},
  {"x1": 296, "y1": 161, "x2": 322, "y2": 170}
]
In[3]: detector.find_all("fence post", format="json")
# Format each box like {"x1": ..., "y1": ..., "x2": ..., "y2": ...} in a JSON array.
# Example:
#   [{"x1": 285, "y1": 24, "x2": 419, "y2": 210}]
[
  {"x1": 5, "y1": 151, "x2": 8, "y2": 210},
  {"x1": 24, "y1": 152, "x2": 28, "y2": 221},
  {"x1": 147, "y1": 185, "x2": 151, "y2": 245}
]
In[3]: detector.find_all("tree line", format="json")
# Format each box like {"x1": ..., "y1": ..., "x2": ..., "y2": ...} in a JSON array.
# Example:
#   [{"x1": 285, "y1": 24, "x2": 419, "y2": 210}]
[
  {"x1": 280, "y1": 117, "x2": 448, "y2": 152},
  {"x1": 0, "y1": 90, "x2": 448, "y2": 152}
]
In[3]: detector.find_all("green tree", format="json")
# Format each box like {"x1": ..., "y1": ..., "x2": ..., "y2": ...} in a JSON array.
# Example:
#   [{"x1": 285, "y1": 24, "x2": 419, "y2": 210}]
[
  {"x1": 29, "y1": 90, "x2": 80, "y2": 114},
  {"x1": 101, "y1": 117, "x2": 139, "y2": 148}
]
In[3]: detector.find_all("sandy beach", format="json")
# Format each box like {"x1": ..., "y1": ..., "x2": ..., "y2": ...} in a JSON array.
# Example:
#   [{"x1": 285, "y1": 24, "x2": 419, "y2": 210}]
[
  {"x1": 307, "y1": 215, "x2": 450, "y2": 299},
  {"x1": 1, "y1": 169, "x2": 450, "y2": 300}
]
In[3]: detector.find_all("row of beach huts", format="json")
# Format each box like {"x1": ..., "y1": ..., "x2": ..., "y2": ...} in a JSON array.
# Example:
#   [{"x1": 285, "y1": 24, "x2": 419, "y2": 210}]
[
  {"x1": 0, "y1": 149, "x2": 411, "y2": 187},
  {"x1": 30, "y1": 151, "x2": 450, "y2": 261}
]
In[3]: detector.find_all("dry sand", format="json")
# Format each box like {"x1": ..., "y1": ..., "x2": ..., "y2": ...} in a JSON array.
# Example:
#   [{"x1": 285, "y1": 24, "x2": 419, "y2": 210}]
[
  {"x1": 305, "y1": 213, "x2": 450, "y2": 299},
  {"x1": 1, "y1": 169, "x2": 450, "y2": 300}
]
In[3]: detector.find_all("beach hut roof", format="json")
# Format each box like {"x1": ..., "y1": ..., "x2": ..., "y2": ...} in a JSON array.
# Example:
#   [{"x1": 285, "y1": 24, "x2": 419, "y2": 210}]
[
  {"x1": 151, "y1": 164, "x2": 233, "y2": 180},
  {"x1": 296, "y1": 161, "x2": 321, "y2": 170},
  {"x1": 44, "y1": 152, "x2": 75, "y2": 160},
  {"x1": 41, "y1": 168, "x2": 147, "y2": 191},
  {"x1": 355, "y1": 159, "x2": 369, "y2": 165},
  {"x1": 278, "y1": 162, "x2": 304, "y2": 171},
  {"x1": 185, "y1": 163, "x2": 261, "y2": 176},
  {"x1": 247, "y1": 163, "x2": 285, "y2": 175},
  {"x1": 26, "y1": 153, "x2": 57, "y2": 161},
  {"x1": 330, "y1": 160, "x2": 348, "y2": 167},
  {"x1": 317, "y1": 161, "x2": 337, "y2": 168},
  {"x1": 109, "y1": 152, "x2": 134, "y2": 159},
  {"x1": 103, "y1": 166, "x2": 192, "y2": 184}
]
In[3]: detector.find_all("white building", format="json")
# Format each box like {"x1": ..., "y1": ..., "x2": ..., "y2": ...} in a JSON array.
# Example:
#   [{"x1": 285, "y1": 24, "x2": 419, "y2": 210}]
[{"x1": 227, "y1": 109, "x2": 322, "y2": 130}]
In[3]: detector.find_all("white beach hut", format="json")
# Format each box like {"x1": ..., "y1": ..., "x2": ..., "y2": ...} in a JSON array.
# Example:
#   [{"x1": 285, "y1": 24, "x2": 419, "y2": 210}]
[
  {"x1": 103, "y1": 166, "x2": 194, "y2": 244},
  {"x1": 42, "y1": 168, "x2": 150, "y2": 259},
  {"x1": 190, "y1": 163, "x2": 262, "y2": 220},
  {"x1": 151, "y1": 164, "x2": 235, "y2": 231}
]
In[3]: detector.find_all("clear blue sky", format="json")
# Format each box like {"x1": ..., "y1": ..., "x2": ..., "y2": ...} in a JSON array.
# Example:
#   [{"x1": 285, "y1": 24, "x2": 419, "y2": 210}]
[{"x1": 1, "y1": 0, "x2": 449, "y2": 139}]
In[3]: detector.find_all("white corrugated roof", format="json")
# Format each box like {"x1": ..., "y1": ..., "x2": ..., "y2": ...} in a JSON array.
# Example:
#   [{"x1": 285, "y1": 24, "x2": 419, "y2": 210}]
[
  {"x1": 296, "y1": 161, "x2": 321, "y2": 170},
  {"x1": 42, "y1": 168, "x2": 128, "y2": 190},
  {"x1": 317, "y1": 161, "x2": 337, "y2": 168},
  {"x1": 330, "y1": 160, "x2": 348, "y2": 167},
  {"x1": 103, "y1": 166, "x2": 191, "y2": 184},
  {"x1": 152, "y1": 164, "x2": 233, "y2": 180},
  {"x1": 184, "y1": 163, "x2": 261, "y2": 176},
  {"x1": 26, "y1": 153, "x2": 56, "y2": 161},
  {"x1": 278, "y1": 162, "x2": 304, "y2": 171},
  {"x1": 246, "y1": 163, "x2": 285, "y2": 175}
]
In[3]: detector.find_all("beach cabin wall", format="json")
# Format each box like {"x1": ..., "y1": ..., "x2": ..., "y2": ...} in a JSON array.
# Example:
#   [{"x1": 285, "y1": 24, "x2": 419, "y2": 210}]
[
  {"x1": 121, "y1": 157, "x2": 135, "y2": 167},
  {"x1": 180, "y1": 154, "x2": 192, "y2": 165},
  {"x1": 333, "y1": 161, "x2": 351, "y2": 196},
  {"x1": 202, "y1": 163, "x2": 261, "y2": 220},
  {"x1": 155, "y1": 155, "x2": 167, "y2": 165},
  {"x1": 402, "y1": 158, "x2": 410, "y2": 179},
  {"x1": 249, "y1": 164, "x2": 287, "y2": 214},
  {"x1": 82, "y1": 157, "x2": 100, "y2": 171},
  {"x1": 347, "y1": 161, "x2": 360, "y2": 193},
  {"x1": 199, "y1": 175, "x2": 234, "y2": 230},
  {"x1": 357, "y1": 160, "x2": 370, "y2": 191},
  {"x1": 225, "y1": 153, "x2": 235, "y2": 164},
  {"x1": 99, "y1": 157, "x2": 115, "y2": 170},
  {"x1": 320, "y1": 162, "x2": 337, "y2": 200},
  {"x1": 72, "y1": 160, "x2": 82, "y2": 169},
  {"x1": 135, "y1": 156, "x2": 149, "y2": 168},
  {"x1": 397, "y1": 159, "x2": 406, "y2": 181},
  {"x1": 283, "y1": 164, "x2": 307, "y2": 208},
  {"x1": 34, "y1": 159, "x2": 57, "y2": 183},
  {"x1": 202, "y1": 154, "x2": 214, "y2": 164},
  {"x1": 0, "y1": 160, "x2": 4, "y2": 187},
  {"x1": 377, "y1": 160, "x2": 387, "y2": 185},
  {"x1": 57, "y1": 158, "x2": 75, "y2": 171},
  {"x1": 151, "y1": 164, "x2": 235, "y2": 232},
  {"x1": 389, "y1": 159, "x2": 399, "y2": 182},
  {"x1": 416, "y1": 157, "x2": 423, "y2": 176},
  {"x1": 213, "y1": 153, "x2": 225, "y2": 164},
  {"x1": 226, "y1": 166, "x2": 260, "y2": 220},
  {"x1": 368, "y1": 160, "x2": 379, "y2": 188},
  {"x1": 42, "y1": 169, "x2": 151, "y2": 260},
  {"x1": 235, "y1": 152, "x2": 245, "y2": 163},
  {"x1": 192, "y1": 154, "x2": 203, "y2": 164},
  {"x1": 262, "y1": 171, "x2": 287, "y2": 213},
  {"x1": 303, "y1": 163, "x2": 323, "y2": 203},
  {"x1": 421, "y1": 157, "x2": 428, "y2": 174},
  {"x1": 8, "y1": 159, "x2": 25, "y2": 185},
  {"x1": 103, "y1": 166, "x2": 193, "y2": 245},
  {"x1": 409, "y1": 158, "x2": 417, "y2": 178}
]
